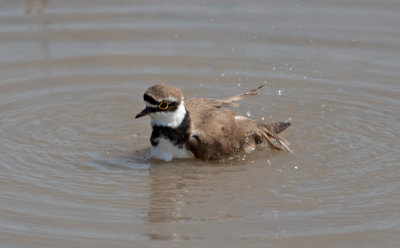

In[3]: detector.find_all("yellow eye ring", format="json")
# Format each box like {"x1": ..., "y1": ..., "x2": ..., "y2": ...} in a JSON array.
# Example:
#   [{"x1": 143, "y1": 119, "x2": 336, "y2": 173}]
[{"x1": 158, "y1": 101, "x2": 169, "y2": 110}]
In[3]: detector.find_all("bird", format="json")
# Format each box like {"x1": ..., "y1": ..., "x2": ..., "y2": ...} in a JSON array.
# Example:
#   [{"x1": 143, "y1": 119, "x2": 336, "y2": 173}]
[{"x1": 135, "y1": 83, "x2": 292, "y2": 162}]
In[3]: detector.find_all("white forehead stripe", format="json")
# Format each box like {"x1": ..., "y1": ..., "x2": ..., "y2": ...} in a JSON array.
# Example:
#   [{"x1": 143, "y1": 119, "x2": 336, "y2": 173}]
[{"x1": 144, "y1": 101, "x2": 158, "y2": 108}]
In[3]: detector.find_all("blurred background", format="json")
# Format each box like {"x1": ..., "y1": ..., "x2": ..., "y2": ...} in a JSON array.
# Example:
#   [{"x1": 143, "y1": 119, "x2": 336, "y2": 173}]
[{"x1": 1, "y1": 0, "x2": 399, "y2": 247}]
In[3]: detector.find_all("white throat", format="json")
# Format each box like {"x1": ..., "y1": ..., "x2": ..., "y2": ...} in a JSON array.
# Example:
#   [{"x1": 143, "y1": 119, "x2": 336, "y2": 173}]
[{"x1": 150, "y1": 101, "x2": 186, "y2": 128}]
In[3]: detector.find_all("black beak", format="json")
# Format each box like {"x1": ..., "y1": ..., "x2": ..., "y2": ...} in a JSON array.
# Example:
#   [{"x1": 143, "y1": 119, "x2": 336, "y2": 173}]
[{"x1": 135, "y1": 107, "x2": 152, "y2": 118}]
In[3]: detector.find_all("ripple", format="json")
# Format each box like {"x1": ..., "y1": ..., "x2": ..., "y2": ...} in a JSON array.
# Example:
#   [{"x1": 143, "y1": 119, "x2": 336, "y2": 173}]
[{"x1": 1, "y1": 0, "x2": 400, "y2": 246}]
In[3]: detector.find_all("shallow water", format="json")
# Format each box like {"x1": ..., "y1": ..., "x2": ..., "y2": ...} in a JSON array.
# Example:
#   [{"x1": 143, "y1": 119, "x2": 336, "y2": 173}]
[{"x1": 1, "y1": 0, "x2": 400, "y2": 247}]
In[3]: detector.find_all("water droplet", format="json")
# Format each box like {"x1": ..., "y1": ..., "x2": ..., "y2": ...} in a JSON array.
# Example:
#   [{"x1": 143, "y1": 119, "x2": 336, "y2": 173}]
[
  {"x1": 278, "y1": 90, "x2": 283, "y2": 96},
  {"x1": 303, "y1": 75, "x2": 308, "y2": 79},
  {"x1": 246, "y1": 111, "x2": 251, "y2": 117},
  {"x1": 221, "y1": 72, "x2": 225, "y2": 77},
  {"x1": 237, "y1": 83, "x2": 241, "y2": 87},
  {"x1": 261, "y1": 117, "x2": 265, "y2": 121},
  {"x1": 272, "y1": 66, "x2": 276, "y2": 71},
  {"x1": 266, "y1": 160, "x2": 271, "y2": 166},
  {"x1": 294, "y1": 166, "x2": 298, "y2": 170}
]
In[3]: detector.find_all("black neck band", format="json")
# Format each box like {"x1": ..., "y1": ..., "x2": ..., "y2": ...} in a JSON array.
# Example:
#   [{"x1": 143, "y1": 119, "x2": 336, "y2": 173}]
[{"x1": 150, "y1": 111, "x2": 191, "y2": 147}]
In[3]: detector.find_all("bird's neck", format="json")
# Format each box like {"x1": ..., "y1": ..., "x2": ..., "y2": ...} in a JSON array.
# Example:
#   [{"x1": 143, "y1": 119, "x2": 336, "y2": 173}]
[{"x1": 150, "y1": 110, "x2": 191, "y2": 147}]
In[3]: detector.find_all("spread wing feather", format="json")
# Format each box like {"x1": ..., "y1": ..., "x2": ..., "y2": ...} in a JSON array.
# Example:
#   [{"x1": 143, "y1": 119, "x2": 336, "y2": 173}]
[{"x1": 186, "y1": 84, "x2": 265, "y2": 109}]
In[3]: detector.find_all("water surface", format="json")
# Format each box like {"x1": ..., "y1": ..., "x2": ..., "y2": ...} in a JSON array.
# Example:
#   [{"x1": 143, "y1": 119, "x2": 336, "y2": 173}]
[{"x1": 1, "y1": 0, "x2": 399, "y2": 247}]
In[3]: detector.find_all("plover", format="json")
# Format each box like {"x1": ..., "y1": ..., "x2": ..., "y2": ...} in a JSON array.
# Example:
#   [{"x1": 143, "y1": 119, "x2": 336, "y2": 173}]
[{"x1": 136, "y1": 83, "x2": 292, "y2": 162}]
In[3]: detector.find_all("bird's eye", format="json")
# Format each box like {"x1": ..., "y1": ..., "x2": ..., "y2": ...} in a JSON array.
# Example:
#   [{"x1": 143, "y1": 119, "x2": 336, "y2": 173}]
[{"x1": 158, "y1": 101, "x2": 169, "y2": 110}]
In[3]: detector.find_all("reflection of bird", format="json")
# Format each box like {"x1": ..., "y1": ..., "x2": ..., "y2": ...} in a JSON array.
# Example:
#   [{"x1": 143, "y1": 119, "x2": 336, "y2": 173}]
[
  {"x1": 136, "y1": 84, "x2": 292, "y2": 161},
  {"x1": 26, "y1": 0, "x2": 49, "y2": 14}
]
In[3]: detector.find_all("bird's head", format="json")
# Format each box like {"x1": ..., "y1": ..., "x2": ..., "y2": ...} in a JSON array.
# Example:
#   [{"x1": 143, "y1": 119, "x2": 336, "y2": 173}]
[{"x1": 135, "y1": 84, "x2": 186, "y2": 128}]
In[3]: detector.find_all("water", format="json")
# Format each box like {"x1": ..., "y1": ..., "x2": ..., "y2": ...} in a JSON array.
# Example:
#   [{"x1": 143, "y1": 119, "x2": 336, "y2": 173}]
[{"x1": 1, "y1": 0, "x2": 399, "y2": 247}]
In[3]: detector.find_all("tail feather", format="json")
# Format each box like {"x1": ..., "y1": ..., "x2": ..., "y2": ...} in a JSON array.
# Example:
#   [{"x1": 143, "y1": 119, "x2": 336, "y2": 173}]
[
  {"x1": 263, "y1": 120, "x2": 291, "y2": 134},
  {"x1": 255, "y1": 119, "x2": 293, "y2": 153},
  {"x1": 260, "y1": 126, "x2": 293, "y2": 153}
]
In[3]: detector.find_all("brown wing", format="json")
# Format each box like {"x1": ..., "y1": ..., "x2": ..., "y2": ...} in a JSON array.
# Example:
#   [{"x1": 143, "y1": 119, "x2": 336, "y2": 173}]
[
  {"x1": 186, "y1": 84, "x2": 265, "y2": 109},
  {"x1": 220, "y1": 84, "x2": 265, "y2": 104},
  {"x1": 185, "y1": 98, "x2": 242, "y2": 160},
  {"x1": 185, "y1": 97, "x2": 292, "y2": 161}
]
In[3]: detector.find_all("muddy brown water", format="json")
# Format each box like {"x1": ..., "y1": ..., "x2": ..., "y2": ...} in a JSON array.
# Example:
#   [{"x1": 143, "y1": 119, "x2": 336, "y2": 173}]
[{"x1": 1, "y1": 1, "x2": 399, "y2": 247}]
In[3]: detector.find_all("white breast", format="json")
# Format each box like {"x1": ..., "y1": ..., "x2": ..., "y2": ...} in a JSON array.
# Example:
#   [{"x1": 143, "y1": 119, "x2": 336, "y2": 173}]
[{"x1": 151, "y1": 137, "x2": 194, "y2": 162}]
